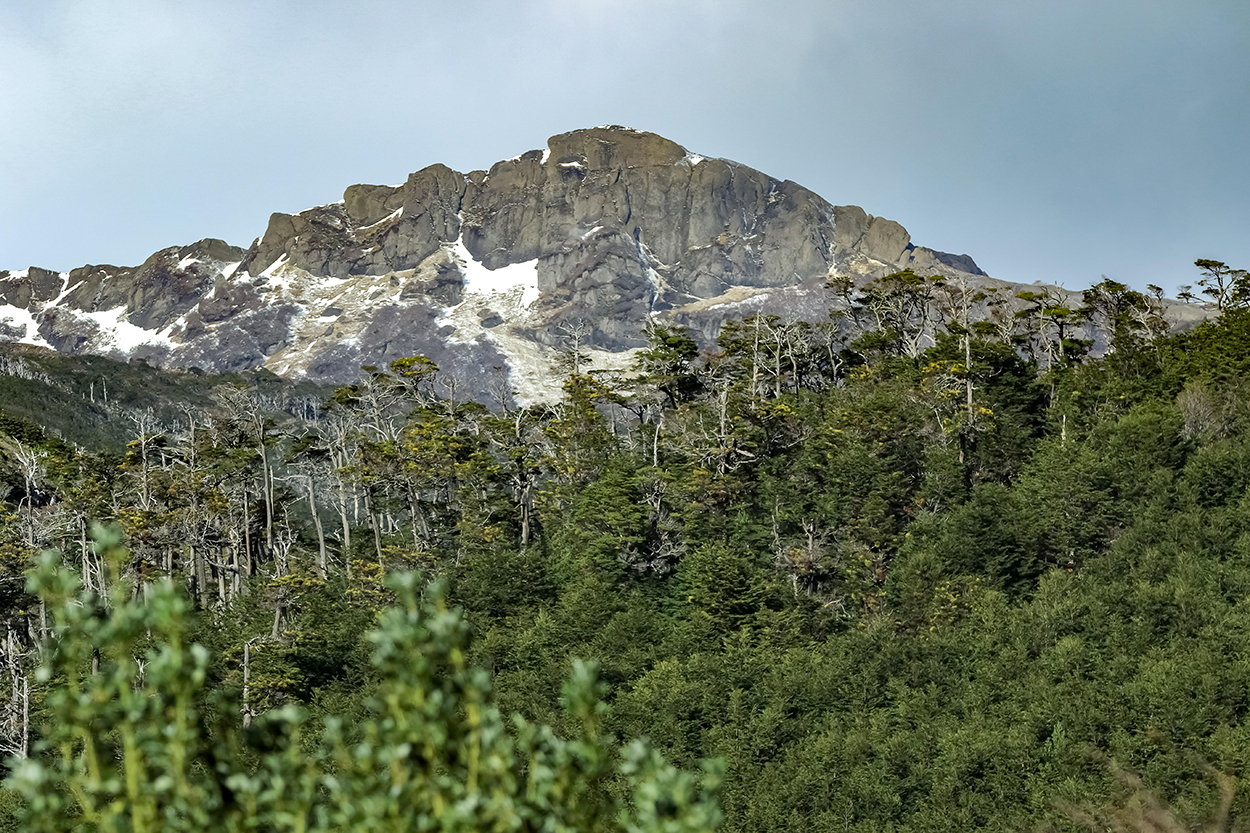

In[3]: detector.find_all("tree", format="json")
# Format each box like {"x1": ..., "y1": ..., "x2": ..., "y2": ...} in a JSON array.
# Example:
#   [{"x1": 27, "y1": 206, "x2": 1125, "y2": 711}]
[
  {"x1": 634, "y1": 322, "x2": 702, "y2": 411},
  {"x1": 212, "y1": 385, "x2": 283, "y2": 566},
  {"x1": 483, "y1": 406, "x2": 545, "y2": 548},
  {"x1": 556, "y1": 319, "x2": 593, "y2": 377},
  {"x1": 852, "y1": 270, "x2": 937, "y2": 360},
  {"x1": 674, "y1": 542, "x2": 767, "y2": 636},
  {"x1": 1014, "y1": 287, "x2": 1092, "y2": 369},
  {"x1": 9, "y1": 441, "x2": 46, "y2": 551},
  {"x1": 1081, "y1": 278, "x2": 1165, "y2": 353},
  {"x1": 9, "y1": 529, "x2": 723, "y2": 833},
  {"x1": 716, "y1": 315, "x2": 779, "y2": 403},
  {"x1": 931, "y1": 273, "x2": 988, "y2": 438},
  {"x1": 287, "y1": 427, "x2": 331, "y2": 577},
  {"x1": 1193, "y1": 259, "x2": 1250, "y2": 312}
]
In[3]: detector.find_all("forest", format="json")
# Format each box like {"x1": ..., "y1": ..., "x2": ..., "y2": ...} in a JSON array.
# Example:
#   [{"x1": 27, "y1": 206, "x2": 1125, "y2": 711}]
[{"x1": 1, "y1": 262, "x2": 1249, "y2": 830}]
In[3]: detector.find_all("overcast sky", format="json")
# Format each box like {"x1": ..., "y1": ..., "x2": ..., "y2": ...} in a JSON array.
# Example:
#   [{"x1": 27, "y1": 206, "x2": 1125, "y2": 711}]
[{"x1": 2, "y1": 0, "x2": 1247, "y2": 295}]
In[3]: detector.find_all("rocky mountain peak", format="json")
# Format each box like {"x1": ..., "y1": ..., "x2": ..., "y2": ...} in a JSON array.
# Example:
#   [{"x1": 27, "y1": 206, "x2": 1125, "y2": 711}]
[{"x1": 2, "y1": 126, "x2": 1001, "y2": 403}]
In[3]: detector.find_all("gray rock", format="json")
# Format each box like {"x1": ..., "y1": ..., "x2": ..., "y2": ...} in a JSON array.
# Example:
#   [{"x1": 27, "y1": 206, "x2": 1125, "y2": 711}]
[
  {"x1": 0, "y1": 320, "x2": 26, "y2": 340},
  {"x1": 862, "y1": 216, "x2": 911, "y2": 266},
  {"x1": 0, "y1": 267, "x2": 63, "y2": 310},
  {"x1": 215, "y1": 127, "x2": 988, "y2": 366},
  {"x1": 343, "y1": 183, "x2": 404, "y2": 227},
  {"x1": 37, "y1": 306, "x2": 100, "y2": 353},
  {"x1": 9, "y1": 125, "x2": 1019, "y2": 403},
  {"x1": 109, "y1": 240, "x2": 244, "y2": 331}
]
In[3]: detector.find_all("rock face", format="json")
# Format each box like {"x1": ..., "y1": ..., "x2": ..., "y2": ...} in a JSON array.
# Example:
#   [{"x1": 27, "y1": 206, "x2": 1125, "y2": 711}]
[{"x1": 1, "y1": 126, "x2": 997, "y2": 403}]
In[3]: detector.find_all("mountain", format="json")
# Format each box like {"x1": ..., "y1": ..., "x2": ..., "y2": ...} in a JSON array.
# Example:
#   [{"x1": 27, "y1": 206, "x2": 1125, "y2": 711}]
[{"x1": 0, "y1": 125, "x2": 1187, "y2": 404}]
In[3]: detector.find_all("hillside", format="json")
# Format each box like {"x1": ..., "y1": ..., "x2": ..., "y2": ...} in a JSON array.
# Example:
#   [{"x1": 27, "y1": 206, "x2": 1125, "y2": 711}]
[
  {"x1": 0, "y1": 257, "x2": 1248, "y2": 829},
  {"x1": 0, "y1": 343, "x2": 328, "y2": 452}
]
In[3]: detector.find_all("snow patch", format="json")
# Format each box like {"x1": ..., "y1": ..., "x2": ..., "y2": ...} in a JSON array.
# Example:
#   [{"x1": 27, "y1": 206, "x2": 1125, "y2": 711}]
[
  {"x1": 2, "y1": 269, "x2": 30, "y2": 280},
  {"x1": 298, "y1": 201, "x2": 345, "y2": 215},
  {"x1": 448, "y1": 238, "x2": 538, "y2": 303},
  {"x1": 356, "y1": 206, "x2": 403, "y2": 233},
  {"x1": 260, "y1": 254, "x2": 291, "y2": 279},
  {"x1": 257, "y1": 263, "x2": 409, "y2": 378},
  {"x1": 221, "y1": 261, "x2": 241, "y2": 280},
  {"x1": 541, "y1": 147, "x2": 551, "y2": 164},
  {"x1": 431, "y1": 238, "x2": 555, "y2": 402},
  {"x1": 637, "y1": 239, "x2": 673, "y2": 271},
  {"x1": 52, "y1": 279, "x2": 84, "y2": 305},
  {"x1": 177, "y1": 255, "x2": 200, "y2": 270},
  {"x1": 0, "y1": 304, "x2": 51, "y2": 348},
  {"x1": 82, "y1": 306, "x2": 172, "y2": 352},
  {"x1": 502, "y1": 150, "x2": 546, "y2": 165},
  {"x1": 686, "y1": 154, "x2": 705, "y2": 166},
  {"x1": 258, "y1": 256, "x2": 353, "y2": 301}
]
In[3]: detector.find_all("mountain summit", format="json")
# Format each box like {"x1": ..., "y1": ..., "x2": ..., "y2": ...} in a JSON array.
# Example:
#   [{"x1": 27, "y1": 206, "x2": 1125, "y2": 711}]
[{"x1": 0, "y1": 126, "x2": 989, "y2": 402}]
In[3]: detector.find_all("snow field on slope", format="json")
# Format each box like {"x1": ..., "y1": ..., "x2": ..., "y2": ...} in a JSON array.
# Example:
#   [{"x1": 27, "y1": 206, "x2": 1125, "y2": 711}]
[
  {"x1": 449, "y1": 238, "x2": 539, "y2": 305},
  {"x1": 83, "y1": 306, "x2": 173, "y2": 352},
  {"x1": 0, "y1": 304, "x2": 52, "y2": 348},
  {"x1": 251, "y1": 259, "x2": 376, "y2": 377}
]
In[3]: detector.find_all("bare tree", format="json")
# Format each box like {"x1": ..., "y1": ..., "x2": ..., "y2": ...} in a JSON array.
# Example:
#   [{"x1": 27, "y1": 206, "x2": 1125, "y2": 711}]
[
  {"x1": 0, "y1": 621, "x2": 31, "y2": 760},
  {"x1": 11, "y1": 441, "x2": 46, "y2": 549},
  {"x1": 556, "y1": 319, "x2": 592, "y2": 377},
  {"x1": 213, "y1": 385, "x2": 282, "y2": 562}
]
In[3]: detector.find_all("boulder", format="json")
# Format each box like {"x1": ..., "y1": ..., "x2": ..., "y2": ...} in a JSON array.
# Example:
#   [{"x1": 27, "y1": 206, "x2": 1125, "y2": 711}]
[{"x1": 863, "y1": 216, "x2": 911, "y2": 266}]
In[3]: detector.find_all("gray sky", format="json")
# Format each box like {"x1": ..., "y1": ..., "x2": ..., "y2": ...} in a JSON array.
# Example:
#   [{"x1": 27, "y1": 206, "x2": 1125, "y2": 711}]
[{"x1": 2, "y1": 0, "x2": 1247, "y2": 295}]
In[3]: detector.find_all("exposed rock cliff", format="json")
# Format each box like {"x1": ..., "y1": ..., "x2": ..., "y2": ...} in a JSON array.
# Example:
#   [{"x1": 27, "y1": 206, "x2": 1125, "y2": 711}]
[{"x1": 1, "y1": 126, "x2": 1012, "y2": 403}]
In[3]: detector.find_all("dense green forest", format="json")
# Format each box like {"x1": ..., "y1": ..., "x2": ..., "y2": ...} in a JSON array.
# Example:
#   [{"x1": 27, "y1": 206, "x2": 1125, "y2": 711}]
[{"x1": 2, "y1": 264, "x2": 1249, "y2": 830}]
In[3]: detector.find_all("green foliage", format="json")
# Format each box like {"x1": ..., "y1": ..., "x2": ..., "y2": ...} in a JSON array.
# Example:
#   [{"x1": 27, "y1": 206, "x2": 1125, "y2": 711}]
[
  {"x1": 674, "y1": 543, "x2": 767, "y2": 637},
  {"x1": 634, "y1": 323, "x2": 702, "y2": 409},
  {"x1": 0, "y1": 345, "x2": 327, "y2": 451},
  {"x1": 8, "y1": 529, "x2": 721, "y2": 833},
  {"x1": 6, "y1": 269, "x2": 1250, "y2": 831},
  {"x1": 12, "y1": 527, "x2": 226, "y2": 831}
]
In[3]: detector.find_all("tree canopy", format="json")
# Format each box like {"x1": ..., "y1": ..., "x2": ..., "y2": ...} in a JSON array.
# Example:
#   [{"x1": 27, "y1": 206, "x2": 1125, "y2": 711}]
[{"x1": 0, "y1": 263, "x2": 1247, "y2": 831}]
